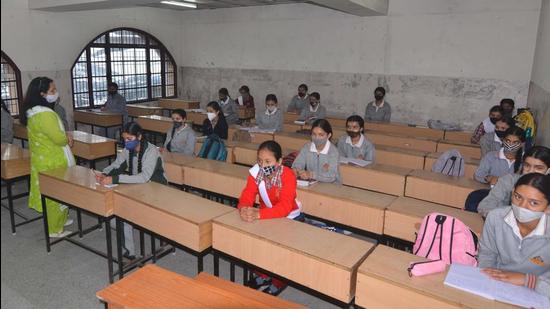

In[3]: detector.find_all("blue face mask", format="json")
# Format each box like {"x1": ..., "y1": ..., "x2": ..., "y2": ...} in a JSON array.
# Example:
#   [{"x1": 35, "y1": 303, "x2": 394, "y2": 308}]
[{"x1": 125, "y1": 139, "x2": 139, "y2": 151}]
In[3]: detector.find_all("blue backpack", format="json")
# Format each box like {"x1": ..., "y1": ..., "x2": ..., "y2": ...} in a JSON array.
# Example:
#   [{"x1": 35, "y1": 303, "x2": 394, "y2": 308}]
[{"x1": 198, "y1": 135, "x2": 227, "y2": 161}]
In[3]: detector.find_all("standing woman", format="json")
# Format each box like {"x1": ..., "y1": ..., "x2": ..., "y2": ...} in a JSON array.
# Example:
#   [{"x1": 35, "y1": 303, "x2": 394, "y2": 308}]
[{"x1": 20, "y1": 77, "x2": 75, "y2": 237}]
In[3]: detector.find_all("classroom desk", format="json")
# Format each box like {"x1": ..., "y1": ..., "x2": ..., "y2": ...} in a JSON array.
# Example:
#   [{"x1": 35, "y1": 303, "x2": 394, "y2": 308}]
[
  {"x1": 437, "y1": 139, "x2": 481, "y2": 159},
  {"x1": 186, "y1": 111, "x2": 208, "y2": 125},
  {"x1": 96, "y1": 264, "x2": 305, "y2": 309},
  {"x1": 383, "y1": 196, "x2": 484, "y2": 243},
  {"x1": 161, "y1": 151, "x2": 197, "y2": 185},
  {"x1": 284, "y1": 112, "x2": 300, "y2": 123},
  {"x1": 282, "y1": 122, "x2": 302, "y2": 133},
  {"x1": 1, "y1": 143, "x2": 38, "y2": 234},
  {"x1": 38, "y1": 165, "x2": 117, "y2": 282},
  {"x1": 127, "y1": 104, "x2": 163, "y2": 119},
  {"x1": 182, "y1": 158, "x2": 249, "y2": 198},
  {"x1": 355, "y1": 245, "x2": 517, "y2": 309},
  {"x1": 424, "y1": 152, "x2": 480, "y2": 179},
  {"x1": 70, "y1": 131, "x2": 117, "y2": 169},
  {"x1": 365, "y1": 130, "x2": 439, "y2": 153},
  {"x1": 113, "y1": 182, "x2": 232, "y2": 275},
  {"x1": 298, "y1": 182, "x2": 396, "y2": 235},
  {"x1": 444, "y1": 130, "x2": 474, "y2": 143},
  {"x1": 73, "y1": 110, "x2": 123, "y2": 135},
  {"x1": 273, "y1": 131, "x2": 309, "y2": 150},
  {"x1": 340, "y1": 163, "x2": 413, "y2": 196},
  {"x1": 158, "y1": 98, "x2": 200, "y2": 110},
  {"x1": 212, "y1": 211, "x2": 375, "y2": 305},
  {"x1": 136, "y1": 115, "x2": 172, "y2": 134},
  {"x1": 232, "y1": 142, "x2": 293, "y2": 166},
  {"x1": 12, "y1": 120, "x2": 28, "y2": 147},
  {"x1": 405, "y1": 170, "x2": 489, "y2": 209},
  {"x1": 376, "y1": 145, "x2": 427, "y2": 170},
  {"x1": 366, "y1": 121, "x2": 445, "y2": 139}
]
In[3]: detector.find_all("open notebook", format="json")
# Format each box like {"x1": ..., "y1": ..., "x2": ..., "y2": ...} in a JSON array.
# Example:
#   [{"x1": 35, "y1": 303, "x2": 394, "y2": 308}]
[
  {"x1": 339, "y1": 157, "x2": 372, "y2": 167},
  {"x1": 297, "y1": 179, "x2": 318, "y2": 187},
  {"x1": 444, "y1": 264, "x2": 550, "y2": 308}
]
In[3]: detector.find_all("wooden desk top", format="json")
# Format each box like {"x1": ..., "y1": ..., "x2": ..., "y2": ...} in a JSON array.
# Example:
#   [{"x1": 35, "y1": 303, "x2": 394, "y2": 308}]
[
  {"x1": 70, "y1": 131, "x2": 115, "y2": 144},
  {"x1": 301, "y1": 182, "x2": 396, "y2": 210},
  {"x1": 376, "y1": 144, "x2": 428, "y2": 157},
  {"x1": 127, "y1": 104, "x2": 163, "y2": 110},
  {"x1": 186, "y1": 158, "x2": 250, "y2": 177},
  {"x1": 214, "y1": 211, "x2": 374, "y2": 270},
  {"x1": 1, "y1": 143, "x2": 30, "y2": 179},
  {"x1": 407, "y1": 169, "x2": 487, "y2": 190},
  {"x1": 364, "y1": 163, "x2": 414, "y2": 176},
  {"x1": 1, "y1": 143, "x2": 29, "y2": 161},
  {"x1": 162, "y1": 151, "x2": 198, "y2": 167},
  {"x1": 40, "y1": 165, "x2": 112, "y2": 193},
  {"x1": 358, "y1": 245, "x2": 517, "y2": 309},
  {"x1": 75, "y1": 109, "x2": 121, "y2": 116},
  {"x1": 438, "y1": 139, "x2": 480, "y2": 148},
  {"x1": 114, "y1": 182, "x2": 231, "y2": 225},
  {"x1": 137, "y1": 115, "x2": 172, "y2": 122}
]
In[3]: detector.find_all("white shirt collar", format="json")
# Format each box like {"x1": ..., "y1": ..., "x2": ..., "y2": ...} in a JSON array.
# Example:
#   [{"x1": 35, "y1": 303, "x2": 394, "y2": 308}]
[
  {"x1": 309, "y1": 104, "x2": 319, "y2": 113},
  {"x1": 309, "y1": 141, "x2": 331, "y2": 155},
  {"x1": 499, "y1": 148, "x2": 515, "y2": 168},
  {"x1": 372, "y1": 100, "x2": 385, "y2": 112},
  {"x1": 265, "y1": 108, "x2": 278, "y2": 115},
  {"x1": 220, "y1": 98, "x2": 229, "y2": 105},
  {"x1": 493, "y1": 132, "x2": 502, "y2": 143},
  {"x1": 299, "y1": 94, "x2": 308, "y2": 100},
  {"x1": 504, "y1": 209, "x2": 547, "y2": 240},
  {"x1": 345, "y1": 134, "x2": 365, "y2": 148},
  {"x1": 482, "y1": 117, "x2": 495, "y2": 133}
]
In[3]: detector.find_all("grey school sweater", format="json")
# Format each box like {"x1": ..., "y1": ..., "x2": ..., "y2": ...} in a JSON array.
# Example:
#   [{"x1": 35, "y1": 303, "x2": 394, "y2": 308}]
[
  {"x1": 220, "y1": 98, "x2": 239, "y2": 125},
  {"x1": 103, "y1": 141, "x2": 167, "y2": 184},
  {"x1": 298, "y1": 105, "x2": 327, "y2": 124},
  {"x1": 364, "y1": 101, "x2": 391, "y2": 122},
  {"x1": 164, "y1": 124, "x2": 196, "y2": 156},
  {"x1": 480, "y1": 132, "x2": 502, "y2": 158},
  {"x1": 287, "y1": 94, "x2": 309, "y2": 114},
  {"x1": 336, "y1": 134, "x2": 376, "y2": 162},
  {"x1": 474, "y1": 149, "x2": 516, "y2": 183},
  {"x1": 292, "y1": 141, "x2": 341, "y2": 183},
  {"x1": 478, "y1": 207, "x2": 550, "y2": 297},
  {"x1": 478, "y1": 173, "x2": 521, "y2": 217},
  {"x1": 256, "y1": 109, "x2": 283, "y2": 132}
]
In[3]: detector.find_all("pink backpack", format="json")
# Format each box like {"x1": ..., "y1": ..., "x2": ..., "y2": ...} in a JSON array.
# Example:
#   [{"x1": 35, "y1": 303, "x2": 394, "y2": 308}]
[{"x1": 412, "y1": 212, "x2": 478, "y2": 266}]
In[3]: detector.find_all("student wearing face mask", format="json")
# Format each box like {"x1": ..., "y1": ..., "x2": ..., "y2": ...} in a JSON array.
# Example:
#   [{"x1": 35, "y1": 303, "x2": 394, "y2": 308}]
[
  {"x1": 471, "y1": 105, "x2": 503, "y2": 144},
  {"x1": 202, "y1": 101, "x2": 228, "y2": 140},
  {"x1": 478, "y1": 173, "x2": 550, "y2": 298},
  {"x1": 474, "y1": 126, "x2": 526, "y2": 185},
  {"x1": 479, "y1": 116, "x2": 515, "y2": 158},
  {"x1": 477, "y1": 146, "x2": 550, "y2": 217},
  {"x1": 297, "y1": 92, "x2": 326, "y2": 125},
  {"x1": 256, "y1": 94, "x2": 283, "y2": 132},
  {"x1": 287, "y1": 84, "x2": 309, "y2": 114},
  {"x1": 238, "y1": 140, "x2": 303, "y2": 295},
  {"x1": 20, "y1": 77, "x2": 75, "y2": 238},
  {"x1": 101, "y1": 82, "x2": 128, "y2": 139},
  {"x1": 365, "y1": 87, "x2": 391, "y2": 123},
  {"x1": 218, "y1": 87, "x2": 239, "y2": 125},
  {"x1": 162, "y1": 109, "x2": 196, "y2": 156},
  {"x1": 337, "y1": 115, "x2": 375, "y2": 162},
  {"x1": 97, "y1": 122, "x2": 167, "y2": 259},
  {"x1": 292, "y1": 119, "x2": 341, "y2": 183}
]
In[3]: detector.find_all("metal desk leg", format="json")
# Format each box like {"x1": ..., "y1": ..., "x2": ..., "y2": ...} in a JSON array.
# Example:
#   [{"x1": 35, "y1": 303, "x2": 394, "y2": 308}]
[{"x1": 41, "y1": 195, "x2": 51, "y2": 252}]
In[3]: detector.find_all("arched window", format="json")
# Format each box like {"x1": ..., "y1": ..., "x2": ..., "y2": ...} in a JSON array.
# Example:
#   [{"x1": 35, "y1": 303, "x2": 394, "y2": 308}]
[
  {"x1": 72, "y1": 28, "x2": 177, "y2": 109},
  {"x1": 1, "y1": 51, "x2": 23, "y2": 116}
]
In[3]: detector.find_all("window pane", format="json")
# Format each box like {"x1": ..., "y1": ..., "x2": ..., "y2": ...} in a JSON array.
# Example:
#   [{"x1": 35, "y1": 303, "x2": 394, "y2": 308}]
[
  {"x1": 109, "y1": 30, "x2": 123, "y2": 44},
  {"x1": 137, "y1": 88, "x2": 147, "y2": 100},
  {"x1": 73, "y1": 62, "x2": 88, "y2": 77},
  {"x1": 110, "y1": 48, "x2": 122, "y2": 61},
  {"x1": 73, "y1": 78, "x2": 88, "y2": 93},
  {"x1": 92, "y1": 77, "x2": 107, "y2": 91},
  {"x1": 93, "y1": 91, "x2": 107, "y2": 105},
  {"x1": 74, "y1": 93, "x2": 89, "y2": 108},
  {"x1": 165, "y1": 85, "x2": 175, "y2": 97},
  {"x1": 152, "y1": 86, "x2": 162, "y2": 98},
  {"x1": 136, "y1": 75, "x2": 147, "y2": 87},
  {"x1": 135, "y1": 49, "x2": 146, "y2": 61},
  {"x1": 111, "y1": 62, "x2": 123, "y2": 75},
  {"x1": 91, "y1": 62, "x2": 106, "y2": 77},
  {"x1": 165, "y1": 73, "x2": 174, "y2": 85},
  {"x1": 90, "y1": 47, "x2": 106, "y2": 61},
  {"x1": 151, "y1": 73, "x2": 161, "y2": 86},
  {"x1": 124, "y1": 62, "x2": 135, "y2": 75},
  {"x1": 112, "y1": 75, "x2": 125, "y2": 88},
  {"x1": 150, "y1": 61, "x2": 161, "y2": 74},
  {"x1": 93, "y1": 35, "x2": 106, "y2": 44},
  {"x1": 165, "y1": 60, "x2": 174, "y2": 73},
  {"x1": 150, "y1": 49, "x2": 161, "y2": 61},
  {"x1": 123, "y1": 48, "x2": 135, "y2": 61},
  {"x1": 136, "y1": 61, "x2": 147, "y2": 74}
]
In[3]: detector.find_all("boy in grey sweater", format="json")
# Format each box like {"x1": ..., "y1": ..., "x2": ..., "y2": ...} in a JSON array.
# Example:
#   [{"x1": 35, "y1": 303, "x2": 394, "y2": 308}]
[
  {"x1": 286, "y1": 84, "x2": 309, "y2": 114},
  {"x1": 364, "y1": 87, "x2": 391, "y2": 122},
  {"x1": 256, "y1": 94, "x2": 283, "y2": 132},
  {"x1": 298, "y1": 92, "x2": 326, "y2": 124},
  {"x1": 218, "y1": 87, "x2": 239, "y2": 125}
]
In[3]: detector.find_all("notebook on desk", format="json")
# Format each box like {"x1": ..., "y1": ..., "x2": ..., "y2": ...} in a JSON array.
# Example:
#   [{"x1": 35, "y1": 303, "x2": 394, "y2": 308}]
[
  {"x1": 339, "y1": 157, "x2": 372, "y2": 167},
  {"x1": 297, "y1": 179, "x2": 318, "y2": 187}
]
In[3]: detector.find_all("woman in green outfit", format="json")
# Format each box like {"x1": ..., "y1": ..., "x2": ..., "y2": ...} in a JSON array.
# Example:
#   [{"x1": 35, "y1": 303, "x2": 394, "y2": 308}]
[{"x1": 20, "y1": 77, "x2": 75, "y2": 237}]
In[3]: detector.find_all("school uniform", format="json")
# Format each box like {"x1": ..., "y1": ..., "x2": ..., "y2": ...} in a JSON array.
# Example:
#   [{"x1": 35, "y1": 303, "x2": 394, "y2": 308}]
[
  {"x1": 292, "y1": 141, "x2": 341, "y2": 183},
  {"x1": 480, "y1": 132, "x2": 503, "y2": 158},
  {"x1": 478, "y1": 173, "x2": 521, "y2": 217},
  {"x1": 103, "y1": 141, "x2": 167, "y2": 257},
  {"x1": 286, "y1": 94, "x2": 308, "y2": 114},
  {"x1": 298, "y1": 104, "x2": 327, "y2": 124},
  {"x1": 164, "y1": 124, "x2": 196, "y2": 156},
  {"x1": 471, "y1": 117, "x2": 495, "y2": 144},
  {"x1": 202, "y1": 116, "x2": 228, "y2": 140},
  {"x1": 256, "y1": 108, "x2": 283, "y2": 132},
  {"x1": 336, "y1": 134, "x2": 375, "y2": 162},
  {"x1": 219, "y1": 97, "x2": 239, "y2": 125},
  {"x1": 479, "y1": 207, "x2": 550, "y2": 297},
  {"x1": 474, "y1": 149, "x2": 516, "y2": 183},
  {"x1": 1, "y1": 107, "x2": 14, "y2": 143},
  {"x1": 364, "y1": 100, "x2": 391, "y2": 122},
  {"x1": 104, "y1": 93, "x2": 128, "y2": 138}
]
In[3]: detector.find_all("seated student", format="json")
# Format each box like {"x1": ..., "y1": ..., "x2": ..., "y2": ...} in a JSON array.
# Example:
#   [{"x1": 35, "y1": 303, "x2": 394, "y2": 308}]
[
  {"x1": 202, "y1": 101, "x2": 228, "y2": 140},
  {"x1": 478, "y1": 173, "x2": 550, "y2": 298},
  {"x1": 238, "y1": 140, "x2": 303, "y2": 295},
  {"x1": 471, "y1": 105, "x2": 503, "y2": 144},
  {"x1": 365, "y1": 87, "x2": 391, "y2": 122},
  {"x1": 162, "y1": 109, "x2": 196, "y2": 156},
  {"x1": 478, "y1": 146, "x2": 550, "y2": 217},
  {"x1": 480, "y1": 116, "x2": 515, "y2": 158},
  {"x1": 1, "y1": 99, "x2": 14, "y2": 143},
  {"x1": 500, "y1": 98, "x2": 515, "y2": 118},
  {"x1": 97, "y1": 122, "x2": 167, "y2": 259},
  {"x1": 287, "y1": 83, "x2": 309, "y2": 114},
  {"x1": 292, "y1": 119, "x2": 341, "y2": 183},
  {"x1": 256, "y1": 94, "x2": 283, "y2": 132},
  {"x1": 474, "y1": 126, "x2": 525, "y2": 185},
  {"x1": 218, "y1": 87, "x2": 239, "y2": 125},
  {"x1": 102, "y1": 82, "x2": 129, "y2": 139},
  {"x1": 236, "y1": 85, "x2": 254, "y2": 108},
  {"x1": 337, "y1": 115, "x2": 375, "y2": 162},
  {"x1": 297, "y1": 92, "x2": 326, "y2": 125}
]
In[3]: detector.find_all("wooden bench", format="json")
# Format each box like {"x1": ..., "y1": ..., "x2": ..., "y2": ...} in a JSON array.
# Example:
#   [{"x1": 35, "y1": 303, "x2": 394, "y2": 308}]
[
  {"x1": 424, "y1": 152, "x2": 480, "y2": 179},
  {"x1": 437, "y1": 139, "x2": 481, "y2": 159},
  {"x1": 444, "y1": 130, "x2": 474, "y2": 143},
  {"x1": 340, "y1": 163, "x2": 413, "y2": 196}
]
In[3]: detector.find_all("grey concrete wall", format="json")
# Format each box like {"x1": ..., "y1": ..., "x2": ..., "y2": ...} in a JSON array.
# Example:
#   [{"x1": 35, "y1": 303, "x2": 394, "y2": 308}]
[{"x1": 527, "y1": 82, "x2": 550, "y2": 146}]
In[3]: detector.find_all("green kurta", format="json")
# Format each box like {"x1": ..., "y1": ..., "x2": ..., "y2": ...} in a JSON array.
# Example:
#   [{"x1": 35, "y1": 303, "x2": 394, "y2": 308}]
[{"x1": 26, "y1": 106, "x2": 75, "y2": 233}]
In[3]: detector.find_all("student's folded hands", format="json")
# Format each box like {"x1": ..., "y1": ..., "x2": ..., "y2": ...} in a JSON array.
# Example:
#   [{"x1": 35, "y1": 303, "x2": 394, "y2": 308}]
[
  {"x1": 239, "y1": 207, "x2": 259, "y2": 222},
  {"x1": 482, "y1": 268, "x2": 526, "y2": 286}
]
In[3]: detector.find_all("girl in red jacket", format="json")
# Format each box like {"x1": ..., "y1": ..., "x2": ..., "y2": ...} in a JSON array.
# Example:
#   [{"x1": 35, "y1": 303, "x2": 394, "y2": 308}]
[{"x1": 238, "y1": 140, "x2": 303, "y2": 295}]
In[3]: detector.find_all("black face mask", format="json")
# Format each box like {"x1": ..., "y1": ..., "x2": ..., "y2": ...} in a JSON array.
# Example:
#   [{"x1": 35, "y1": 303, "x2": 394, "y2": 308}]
[
  {"x1": 495, "y1": 130, "x2": 507, "y2": 138},
  {"x1": 347, "y1": 130, "x2": 361, "y2": 138},
  {"x1": 489, "y1": 117, "x2": 499, "y2": 124},
  {"x1": 173, "y1": 121, "x2": 183, "y2": 129},
  {"x1": 374, "y1": 94, "x2": 384, "y2": 101}
]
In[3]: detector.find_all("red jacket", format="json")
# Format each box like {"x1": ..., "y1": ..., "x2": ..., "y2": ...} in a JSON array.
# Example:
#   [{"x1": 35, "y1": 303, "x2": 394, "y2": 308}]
[{"x1": 237, "y1": 166, "x2": 299, "y2": 219}]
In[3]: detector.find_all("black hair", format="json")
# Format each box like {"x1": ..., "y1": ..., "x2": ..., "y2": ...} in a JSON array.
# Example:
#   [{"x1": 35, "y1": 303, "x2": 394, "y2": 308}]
[
  {"x1": 489, "y1": 105, "x2": 503, "y2": 114},
  {"x1": 239, "y1": 85, "x2": 250, "y2": 93},
  {"x1": 299, "y1": 84, "x2": 308, "y2": 91},
  {"x1": 310, "y1": 92, "x2": 320, "y2": 100},
  {"x1": 206, "y1": 101, "x2": 226, "y2": 121},
  {"x1": 218, "y1": 88, "x2": 229, "y2": 96},
  {"x1": 500, "y1": 98, "x2": 515, "y2": 108},
  {"x1": 122, "y1": 122, "x2": 146, "y2": 174},
  {"x1": 265, "y1": 94, "x2": 278, "y2": 103},
  {"x1": 496, "y1": 115, "x2": 515, "y2": 128},
  {"x1": 108, "y1": 82, "x2": 118, "y2": 89},
  {"x1": 503, "y1": 126, "x2": 526, "y2": 173},
  {"x1": 171, "y1": 108, "x2": 186, "y2": 119},
  {"x1": 258, "y1": 140, "x2": 283, "y2": 161},
  {"x1": 514, "y1": 173, "x2": 550, "y2": 204},
  {"x1": 20, "y1": 76, "x2": 53, "y2": 126},
  {"x1": 311, "y1": 119, "x2": 333, "y2": 138},
  {"x1": 1, "y1": 99, "x2": 9, "y2": 113},
  {"x1": 374, "y1": 87, "x2": 386, "y2": 96},
  {"x1": 346, "y1": 115, "x2": 365, "y2": 130},
  {"x1": 523, "y1": 146, "x2": 550, "y2": 169}
]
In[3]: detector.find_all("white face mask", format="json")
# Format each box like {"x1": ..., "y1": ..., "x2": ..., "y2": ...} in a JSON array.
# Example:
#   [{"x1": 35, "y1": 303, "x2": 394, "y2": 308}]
[
  {"x1": 207, "y1": 112, "x2": 217, "y2": 121},
  {"x1": 512, "y1": 203, "x2": 545, "y2": 223},
  {"x1": 45, "y1": 92, "x2": 59, "y2": 103}
]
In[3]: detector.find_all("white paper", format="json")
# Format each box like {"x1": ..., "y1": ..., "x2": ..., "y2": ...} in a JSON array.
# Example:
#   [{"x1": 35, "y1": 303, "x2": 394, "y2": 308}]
[
  {"x1": 444, "y1": 264, "x2": 550, "y2": 309},
  {"x1": 297, "y1": 179, "x2": 318, "y2": 187},
  {"x1": 95, "y1": 182, "x2": 118, "y2": 189},
  {"x1": 294, "y1": 120, "x2": 305, "y2": 125}
]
